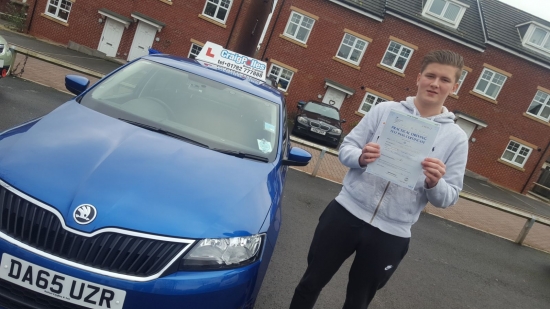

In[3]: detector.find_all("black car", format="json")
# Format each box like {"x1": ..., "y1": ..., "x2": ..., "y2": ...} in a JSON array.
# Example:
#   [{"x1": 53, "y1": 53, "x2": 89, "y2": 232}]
[{"x1": 292, "y1": 100, "x2": 345, "y2": 148}]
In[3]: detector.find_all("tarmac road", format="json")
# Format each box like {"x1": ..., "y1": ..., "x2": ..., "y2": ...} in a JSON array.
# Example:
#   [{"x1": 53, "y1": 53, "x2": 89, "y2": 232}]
[{"x1": 255, "y1": 169, "x2": 550, "y2": 309}]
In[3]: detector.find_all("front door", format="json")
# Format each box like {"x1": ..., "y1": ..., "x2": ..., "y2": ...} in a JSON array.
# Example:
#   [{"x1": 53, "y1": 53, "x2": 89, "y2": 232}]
[
  {"x1": 98, "y1": 18, "x2": 125, "y2": 58},
  {"x1": 322, "y1": 87, "x2": 346, "y2": 110},
  {"x1": 128, "y1": 22, "x2": 157, "y2": 61},
  {"x1": 456, "y1": 118, "x2": 476, "y2": 139}
]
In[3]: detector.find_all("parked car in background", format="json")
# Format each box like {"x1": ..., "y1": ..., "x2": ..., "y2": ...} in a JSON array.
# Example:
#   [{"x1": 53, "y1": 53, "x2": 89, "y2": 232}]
[
  {"x1": 0, "y1": 35, "x2": 15, "y2": 79},
  {"x1": 0, "y1": 42, "x2": 311, "y2": 309},
  {"x1": 292, "y1": 100, "x2": 346, "y2": 148}
]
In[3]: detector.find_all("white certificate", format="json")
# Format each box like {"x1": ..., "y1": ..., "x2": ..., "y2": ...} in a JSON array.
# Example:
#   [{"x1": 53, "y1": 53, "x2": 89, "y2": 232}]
[{"x1": 366, "y1": 109, "x2": 440, "y2": 190}]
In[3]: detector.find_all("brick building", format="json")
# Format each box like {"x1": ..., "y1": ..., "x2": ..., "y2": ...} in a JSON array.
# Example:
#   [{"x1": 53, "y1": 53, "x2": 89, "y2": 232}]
[
  {"x1": 17, "y1": 0, "x2": 550, "y2": 195},
  {"x1": 257, "y1": 0, "x2": 550, "y2": 194},
  {"x1": 21, "y1": 0, "x2": 273, "y2": 60}
]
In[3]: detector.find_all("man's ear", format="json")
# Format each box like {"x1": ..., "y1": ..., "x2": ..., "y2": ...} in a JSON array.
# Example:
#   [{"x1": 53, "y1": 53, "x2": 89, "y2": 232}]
[
  {"x1": 452, "y1": 82, "x2": 459, "y2": 93},
  {"x1": 416, "y1": 73, "x2": 421, "y2": 86}
]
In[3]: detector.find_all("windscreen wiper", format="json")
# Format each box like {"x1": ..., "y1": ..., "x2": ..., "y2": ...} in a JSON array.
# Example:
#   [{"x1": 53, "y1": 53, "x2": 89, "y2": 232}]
[
  {"x1": 118, "y1": 118, "x2": 209, "y2": 148},
  {"x1": 211, "y1": 148, "x2": 269, "y2": 162}
]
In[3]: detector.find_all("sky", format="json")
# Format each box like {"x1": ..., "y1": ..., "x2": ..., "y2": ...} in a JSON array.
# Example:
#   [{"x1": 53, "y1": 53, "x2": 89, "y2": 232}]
[{"x1": 498, "y1": 0, "x2": 550, "y2": 22}]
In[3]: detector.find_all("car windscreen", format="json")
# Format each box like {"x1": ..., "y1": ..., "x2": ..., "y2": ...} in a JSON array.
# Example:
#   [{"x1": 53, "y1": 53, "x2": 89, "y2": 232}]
[
  {"x1": 79, "y1": 60, "x2": 280, "y2": 162},
  {"x1": 304, "y1": 102, "x2": 340, "y2": 120}
]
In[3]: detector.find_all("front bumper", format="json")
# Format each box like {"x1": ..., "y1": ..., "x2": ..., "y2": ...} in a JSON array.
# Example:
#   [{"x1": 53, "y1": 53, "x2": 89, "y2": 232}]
[
  {"x1": 0, "y1": 237, "x2": 268, "y2": 309},
  {"x1": 293, "y1": 123, "x2": 341, "y2": 146}
]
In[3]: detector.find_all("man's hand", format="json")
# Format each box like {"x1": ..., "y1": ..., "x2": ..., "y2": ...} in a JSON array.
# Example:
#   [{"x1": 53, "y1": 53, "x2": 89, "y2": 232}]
[
  {"x1": 359, "y1": 143, "x2": 380, "y2": 167},
  {"x1": 422, "y1": 158, "x2": 446, "y2": 188}
]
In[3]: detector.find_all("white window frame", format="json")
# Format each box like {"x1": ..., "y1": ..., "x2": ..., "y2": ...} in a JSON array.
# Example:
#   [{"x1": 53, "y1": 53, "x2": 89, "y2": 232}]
[
  {"x1": 453, "y1": 69, "x2": 468, "y2": 95},
  {"x1": 380, "y1": 41, "x2": 414, "y2": 73},
  {"x1": 283, "y1": 11, "x2": 315, "y2": 44},
  {"x1": 421, "y1": 0, "x2": 469, "y2": 29},
  {"x1": 336, "y1": 33, "x2": 368, "y2": 66},
  {"x1": 526, "y1": 90, "x2": 550, "y2": 122},
  {"x1": 525, "y1": 25, "x2": 550, "y2": 53},
  {"x1": 202, "y1": 0, "x2": 233, "y2": 24},
  {"x1": 473, "y1": 68, "x2": 507, "y2": 100},
  {"x1": 45, "y1": 0, "x2": 73, "y2": 22},
  {"x1": 501, "y1": 140, "x2": 532, "y2": 168},
  {"x1": 268, "y1": 64, "x2": 294, "y2": 92},
  {"x1": 358, "y1": 92, "x2": 386, "y2": 115},
  {"x1": 188, "y1": 43, "x2": 203, "y2": 59}
]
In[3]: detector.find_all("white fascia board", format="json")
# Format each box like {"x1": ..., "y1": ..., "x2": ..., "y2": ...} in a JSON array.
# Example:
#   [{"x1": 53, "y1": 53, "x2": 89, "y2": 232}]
[
  {"x1": 325, "y1": 81, "x2": 355, "y2": 96},
  {"x1": 327, "y1": 0, "x2": 383, "y2": 22},
  {"x1": 456, "y1": 114, "x2": 487, "y2": 127},
  {"x1": 487, "y1": 40, "x2": 550, "y2": 71},
  {"x1": 98, "y1": 10, "x2": 131, "y2": 28},
  {"x1": 386, "y1": 11, "x2": 485, "y2": 52},
  {"x1": 450, "y1": 0, "x2": 470, "y2": 8},
  {"x1": 131, "y1": 14, "x2": 164, "y2": 32}
]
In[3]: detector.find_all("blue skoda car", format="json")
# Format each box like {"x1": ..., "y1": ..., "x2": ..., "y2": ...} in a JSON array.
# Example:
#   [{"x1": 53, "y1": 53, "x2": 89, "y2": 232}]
[{"x1": 0, "y1": 48, "x2": 311, "y2": 308}]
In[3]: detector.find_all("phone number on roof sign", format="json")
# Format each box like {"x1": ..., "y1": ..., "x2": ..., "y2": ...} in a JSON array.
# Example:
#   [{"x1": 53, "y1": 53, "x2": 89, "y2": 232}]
[{"x1": 217, "y1": 60, "x2": 264, "y2": 78}]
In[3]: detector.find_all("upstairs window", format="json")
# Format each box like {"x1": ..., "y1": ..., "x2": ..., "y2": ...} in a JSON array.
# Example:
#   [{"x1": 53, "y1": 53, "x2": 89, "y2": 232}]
[
  {"x1": 527, "y1": 26, "x2": 550, "y2": 52},
  {"x1": 526, "y1": 90, "x2": 550, "y2": 122},
  {"x1": 203, "y1": 0, "x2": 232, "y2": 24},
  {"x1": 473, "y1": 68, "x2": 507, "y2": 100},
  {"x1": 381, "y1": 41, "x2": 413, "y2": 73},
  {"x1": 46, "y1": 0, "x2": 72, "y2": 22},
  {"x1": 336, "y1": 33, "x2": 368, "y2": 65},
  {"x1": 422, "y1": 0, "x2": 468, "y2": 28},
  {"x1": 501, "y1": 141, "x2": 532, "y2": 168},
  {"x1": 453, "y1": 69, "x2": 468, "y2": 95},
  {"x1": 284, "y1": 11, "x2": 315, "y2": 44}
]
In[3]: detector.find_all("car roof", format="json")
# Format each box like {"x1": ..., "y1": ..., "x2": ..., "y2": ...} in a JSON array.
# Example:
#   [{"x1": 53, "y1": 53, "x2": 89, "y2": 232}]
[{"x1": 141, "y1": 54, "x2": 284, "y2": 105}]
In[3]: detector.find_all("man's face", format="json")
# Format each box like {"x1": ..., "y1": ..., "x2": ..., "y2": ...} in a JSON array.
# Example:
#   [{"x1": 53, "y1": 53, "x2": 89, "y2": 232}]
[{"x1": 416, "y1": 63, "x2": 460, "y2": 106}]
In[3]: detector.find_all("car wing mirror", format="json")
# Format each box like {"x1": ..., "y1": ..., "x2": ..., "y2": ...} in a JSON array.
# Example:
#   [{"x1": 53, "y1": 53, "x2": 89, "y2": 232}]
[
  {"x1": 297, "y1": 101, "x2": 306, "y2": 109},
  {"x1": 282, "y1": 147, "x2": 311, "y2": 166},
  {"x1": 65, "y1": 75, "x2": 90, "y2": 96},
  {"x1": 341, "y1": 119, "x2": 346, "y2": 123}
]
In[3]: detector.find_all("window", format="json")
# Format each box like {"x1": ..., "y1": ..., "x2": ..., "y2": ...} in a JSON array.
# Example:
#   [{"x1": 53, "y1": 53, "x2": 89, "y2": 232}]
[
  {"x1": 381, "y1": 41, "x2": 413, "y2": 72},
  {"x1": 453, "y1": 69, "x2": 468, "y2": 95},
  {"x1": 46, "y1": 0, "x2": 72, "y2": 22},
  {"x1": 269, "y1": 64, "x2": 294, "y2": 92},
  {"x1": 473, "y1": 68, "x2": 507, "y2": 100},
  {"x1": 527, "y1": 26, "x2": 550, "y2": 52},
  {"x1": 526, "y1": 90, "x2": 550, "y2": 121},
  {"x1": 336, "y1": 33, "x2": 368, "y2": 65},
  {"x1": 284, "y1": 11, "x2": 315, "y2": 44},
  {"x1": 203, "y1": 0, "x2": 232, "y2": 23},
  {"x1": 501, "y1": 141, "x2": 532, "y2": 168},
  {"x1": 422, "y1": 0, "x2": 468, "y2": 28},
  {"x1": 359, "y1": 93, "x2": 386, "y2": 114},
  {"x1": 188, "y1": 43, "x2": 203, "y2": 59}
]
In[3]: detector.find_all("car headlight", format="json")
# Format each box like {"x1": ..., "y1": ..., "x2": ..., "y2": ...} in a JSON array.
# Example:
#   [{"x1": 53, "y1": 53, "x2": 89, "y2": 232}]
[
  {"x1": 180, "y1": 234, "x2": 264, "y2": 270},
  {"x1": 330, "y1": 128, "x2": 342, "y2": 134},
  {"x1": 297, "y1": 116, "x2": 308, "y2": 125}
]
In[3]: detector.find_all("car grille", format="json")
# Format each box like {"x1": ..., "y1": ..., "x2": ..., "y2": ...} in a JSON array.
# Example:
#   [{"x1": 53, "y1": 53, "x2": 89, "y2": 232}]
[
  {"x1": 0, "y1": 185, "x2": 190, "y2": 278},
  {"x1": 310, "y1": 121, "x2": 331, "y2": 131},
  {"x1": 0, "y1": 44, "x2": 4, "y2": 54},
  {"x1": 0, "y1": 279, "x2": 89, "y2": 309}
]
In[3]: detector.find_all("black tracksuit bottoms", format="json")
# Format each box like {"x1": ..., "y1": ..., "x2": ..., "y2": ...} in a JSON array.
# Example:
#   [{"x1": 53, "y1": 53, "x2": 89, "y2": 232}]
[{"x1": 289, "y1": 199, "x2": 410, "y2": 309}]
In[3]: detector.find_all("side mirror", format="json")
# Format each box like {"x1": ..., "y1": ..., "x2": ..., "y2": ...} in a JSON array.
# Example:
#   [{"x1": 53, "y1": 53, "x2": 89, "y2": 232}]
[
  {"x1": 341, "y1": 119, "x2": 346, "y2": 123},
  {"x1": 282, "y1": 147, "x2": 312, "y2": 166},
  {"x1": 297, "y1": 101, "x2": 306, "y2": 109},
  {"x1": 65, "y1": 75, "x2": 90, "y2": 96}
]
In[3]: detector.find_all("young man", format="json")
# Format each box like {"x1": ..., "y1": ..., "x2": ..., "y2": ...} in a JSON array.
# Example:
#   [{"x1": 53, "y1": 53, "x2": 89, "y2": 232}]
[{"x1": 289, "y1": 50, "x2": 469, "y2": 309}]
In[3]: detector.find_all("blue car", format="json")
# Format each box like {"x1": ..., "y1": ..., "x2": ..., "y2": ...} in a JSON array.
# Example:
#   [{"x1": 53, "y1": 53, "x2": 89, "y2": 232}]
[{"x1": 0, "y1": 46, "x2": 311, "y2": 309}]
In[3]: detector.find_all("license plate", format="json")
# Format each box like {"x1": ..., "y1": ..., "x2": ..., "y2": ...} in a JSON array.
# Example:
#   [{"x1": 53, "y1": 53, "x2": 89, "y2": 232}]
[
  {"x1": 0, "y1": 254, "x2": 126, "y2": 309},
  {"x1": 0, "y1": 59, "x2": 4, "y2": 68},
  {"x1": 311, "y1": 127, "x2": 326, "y2": 135}
]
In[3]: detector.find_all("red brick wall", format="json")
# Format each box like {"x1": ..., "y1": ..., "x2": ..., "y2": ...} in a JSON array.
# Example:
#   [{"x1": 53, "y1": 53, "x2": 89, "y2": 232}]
[
  {"x1": 262, "y1": 0, "x2": 550, "y2": 192},
  {"x1": 227, "y1": 0, "x2": 273, "y2": 56},
  {"x1": 25, "y1": 0, "x2": 247, "y2": 59}
]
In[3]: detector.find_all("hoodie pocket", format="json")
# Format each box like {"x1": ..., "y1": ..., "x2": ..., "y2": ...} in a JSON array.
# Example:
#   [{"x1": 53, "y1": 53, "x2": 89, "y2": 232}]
[{"x1": 380, "y1": 185, "x2": 418, "y2": 223}]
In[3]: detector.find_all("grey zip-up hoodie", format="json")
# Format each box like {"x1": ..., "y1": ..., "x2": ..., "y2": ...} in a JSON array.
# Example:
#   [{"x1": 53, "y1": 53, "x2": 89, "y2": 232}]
[{"x1": 335, "y1": 97, "x2": 468, "y2": 238}]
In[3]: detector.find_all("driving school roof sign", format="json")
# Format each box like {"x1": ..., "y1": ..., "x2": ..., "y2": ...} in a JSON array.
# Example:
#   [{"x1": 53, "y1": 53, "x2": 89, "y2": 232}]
[{"x1": 196, "y1": 42, "x2": 267, "y2": 81}]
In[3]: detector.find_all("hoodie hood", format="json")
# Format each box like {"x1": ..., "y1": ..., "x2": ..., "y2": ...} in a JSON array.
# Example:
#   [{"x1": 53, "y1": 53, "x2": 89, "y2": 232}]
[{"x1": 401, "y1": 96, "x2": 455, "y2": 123}]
